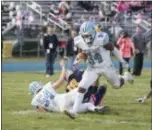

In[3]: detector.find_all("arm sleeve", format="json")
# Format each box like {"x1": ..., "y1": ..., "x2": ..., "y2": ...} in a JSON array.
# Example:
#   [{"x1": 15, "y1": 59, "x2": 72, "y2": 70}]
[
  {"x1": 112, "y1": 47, "x2": 124, "y2": 63},
  {"x1": 43, "y1": 35, "x2": 48, "y2": 50}
]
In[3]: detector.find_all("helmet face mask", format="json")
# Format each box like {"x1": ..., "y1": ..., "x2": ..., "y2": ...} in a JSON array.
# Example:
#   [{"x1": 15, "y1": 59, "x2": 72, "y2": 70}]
[
  {"x1": 81, "y1": 33, "x2": 93, "y2": 44},
  {"x1": 79, "y1": 21, "x2": 96, "y2": 45}
]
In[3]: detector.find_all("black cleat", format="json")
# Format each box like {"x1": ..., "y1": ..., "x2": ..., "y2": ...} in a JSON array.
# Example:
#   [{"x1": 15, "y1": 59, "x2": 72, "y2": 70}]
[{"x1": 95, "y1": 106, "x2": 110, "y2": 114}]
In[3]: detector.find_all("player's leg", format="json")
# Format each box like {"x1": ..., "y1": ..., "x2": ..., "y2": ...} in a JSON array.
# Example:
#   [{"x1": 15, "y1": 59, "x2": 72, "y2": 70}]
[
  {"x1": 64, "y1": 68, "x2": 99, "y2": 118},
  {"x1": 90, "y1": 84, "x2": 107, "y2": 106},
  {"x1": 103, "y1": 65, "x2": 133, "y2": 89},
  {"x1": 62, "y1": 89, "x2": 78, "y2": 111},
  {"x1": 75, "y1": 102, "x2": 96, "y2": 113},
  {"x1": 83, "y1": 79, "x2": 99, "y2": 103},
  {"x1": 56, "y1": 89, "x2": 77, "y2": 112},
  {"x1": 67, "y1": 102, "x2": 109, "y2": 115},
  {"x1": 73, "y1": 68, "x2": 99, "y2": 113}
]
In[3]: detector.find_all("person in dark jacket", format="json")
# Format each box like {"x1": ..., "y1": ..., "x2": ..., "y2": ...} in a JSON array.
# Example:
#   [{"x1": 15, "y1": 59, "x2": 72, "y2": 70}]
[
  {"x1": 132, "y1": 26, "x2": 146, "y2": 76},
  {"x1": 66, "y1": 30, "x2": 78, "y2": 71},
  {"x1": 43, "y1": 25, "x2": 59, "y2": 77}
]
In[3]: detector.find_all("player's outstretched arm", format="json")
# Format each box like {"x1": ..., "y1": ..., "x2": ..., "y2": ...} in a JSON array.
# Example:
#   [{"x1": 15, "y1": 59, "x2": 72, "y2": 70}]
[
  {"x1": 104, "y1": 42, "x2": 128, "y2": 69},
  {"x1": 52, "y1": 59, "x2": 66, "y2": 90},
  {"x1": 112, "y1": 47, "x2": 129, "y2": 69},
  {"x1": 112, "y1": 47, "x2": 124, "y2": 62}
]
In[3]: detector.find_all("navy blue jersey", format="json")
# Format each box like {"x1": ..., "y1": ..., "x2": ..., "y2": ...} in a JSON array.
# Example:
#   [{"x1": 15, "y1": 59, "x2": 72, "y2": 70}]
[{"x1": 66, "y1": 70, "x2": 84, "y2": 92}]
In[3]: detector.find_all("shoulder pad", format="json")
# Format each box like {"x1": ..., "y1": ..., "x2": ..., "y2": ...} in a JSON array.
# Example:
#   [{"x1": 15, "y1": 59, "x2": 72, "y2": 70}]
[{"x1": 74, "y1": 35, "x2": 84, "y2": 46}]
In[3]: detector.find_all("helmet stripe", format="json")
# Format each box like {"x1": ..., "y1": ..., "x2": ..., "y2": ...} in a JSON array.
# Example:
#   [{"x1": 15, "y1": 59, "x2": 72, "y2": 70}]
[{"x1": 84, "y1": 21, "x2": 88, "y2": 33}]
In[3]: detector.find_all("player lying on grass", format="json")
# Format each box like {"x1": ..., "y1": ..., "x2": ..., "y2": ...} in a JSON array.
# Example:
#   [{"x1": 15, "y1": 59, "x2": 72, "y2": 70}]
[
  {"x1": 137, "y1": 79, "x2": 152, "y2": 103},
  {"x1": 29, "y1": 59, "x2": 108, "y2": 113},
  {"x1": 64, "y1": 21, "x2": 134, "y2": 119}
]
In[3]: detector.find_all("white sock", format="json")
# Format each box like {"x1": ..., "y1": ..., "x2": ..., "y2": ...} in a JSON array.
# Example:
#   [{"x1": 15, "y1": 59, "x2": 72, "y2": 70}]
[
  {"x1": 73, "y1": 92, "x2": 84, "y2": 113},
  {"x1": 76, "y1": 103, "x2": 95, "y2": 113},
  {"x1": 86, "y1": 103, "x2": 96, "y2": 112}
]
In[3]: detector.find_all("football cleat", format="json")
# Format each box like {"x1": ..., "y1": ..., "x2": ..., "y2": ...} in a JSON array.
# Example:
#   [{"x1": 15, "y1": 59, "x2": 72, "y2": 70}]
[
  {"x1": 64, "y1": 110, "x2": 77, "y2": 119},
  {"x1": 124, "y1": 71, "x2": 134, "y2": 84},
  {"x1": 136, "y1": 96, "x2": 146, "y2": 103},
  {"x1": 94, "y1": 106, "x2": 110, "y2": 114}
]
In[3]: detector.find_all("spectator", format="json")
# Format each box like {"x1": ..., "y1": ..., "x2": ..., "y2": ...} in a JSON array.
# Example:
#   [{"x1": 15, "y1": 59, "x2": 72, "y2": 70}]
[
  {"x1": 115, "y1": 1, "x2": 129, "y2": 22},
  {"x1": 58, "y1": 1, "x2": 72, "y2": 21},
  {"x1": 42, "y1": 14, "x2": 48, "y2": 26},
  {"x1": 134, "y1": 11, "x2": 144, "y2": 24},
  {"x1": 98, "y1": 4, "x2": 105, "y2": 21},
  {"x1": 79, "y1": 15, "x2": 85, "y2": 24},
  {"x1": 9, "y1": 11, "x2": 14, "y2": 19},
  {"x1": 16, "y1": 11, "x2": 22, "y2": 29},
  {"x1": 132, "y1": 26, "x2": 146, "y2": 76},
  {"x1": 117, "y1": 31, "x2": 135, "y2": 75},
  {"x1": 50, "y1": 4, "x2": 59, "y2": 15},
  {"x1": 28, "y1": 11, "x2": 34, "y2": 25},
  {"x1": 78, "y1": 1, "x2": 94, "y2": 11},
  {"x1": 16, "y1": 5, "x2": 20, "y2": 12},
  {"x1": 129, "y1": 1, "x2": 145, "y2": 12},
  {"x1": 109, "y1": 22, "x2": 123, "y2": 41},
  {"x1": 66, "y1": 30, "x2": 78, "y2": 71},
  {"x1": 43, "y1": 25, "x2": 59, "y2": 77},
  {"x1": 9, "y1": 2, "x2": 15, "y2": 10}
]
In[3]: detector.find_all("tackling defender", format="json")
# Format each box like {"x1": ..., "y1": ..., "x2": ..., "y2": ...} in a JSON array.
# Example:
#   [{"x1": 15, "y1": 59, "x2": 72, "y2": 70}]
[
  {"x1": 65, "y1": 69, "x2": 107, "y2": 106},
  {"x1": 64, "y1": 21, "x2": 134, "y2": 119},
  {"x1": 29, "y1": 59, "x2": 107, "y2": 113}
]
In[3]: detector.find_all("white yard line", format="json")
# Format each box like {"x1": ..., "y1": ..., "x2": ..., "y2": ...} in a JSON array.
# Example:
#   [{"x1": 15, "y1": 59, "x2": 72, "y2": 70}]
[
  {"x1": 12, "y1": 110, "x2": 150, "y2": 126},
  {"x1": 12, "y1": 110, "x2": 36, "y2": 115}
]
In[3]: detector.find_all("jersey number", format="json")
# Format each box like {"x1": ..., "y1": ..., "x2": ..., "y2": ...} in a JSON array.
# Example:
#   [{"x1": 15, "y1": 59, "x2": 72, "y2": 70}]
[{"x1": 88, "y1": 52, "x2": 103, "y2": 66}]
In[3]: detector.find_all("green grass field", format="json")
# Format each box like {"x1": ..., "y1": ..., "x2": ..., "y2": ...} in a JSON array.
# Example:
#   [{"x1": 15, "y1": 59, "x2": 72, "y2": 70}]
[{"x1": 2, "y1": 70, "x2": 151, "y2": 130}]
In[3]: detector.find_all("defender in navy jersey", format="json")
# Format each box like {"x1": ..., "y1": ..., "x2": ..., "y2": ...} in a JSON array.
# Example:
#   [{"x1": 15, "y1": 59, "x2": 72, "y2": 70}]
[{"x1": 65, "y1": 69, "x2": 107, "y2": 106}]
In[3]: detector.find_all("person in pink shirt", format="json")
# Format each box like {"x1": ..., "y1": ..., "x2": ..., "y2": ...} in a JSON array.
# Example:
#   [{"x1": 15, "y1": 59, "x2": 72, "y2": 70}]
[
  {"x1": 116, "y1": 1, "x2": 129, "y2": 13},
  {"x1": 117, "y1": 31, "x2": 135, "y2": 75}
]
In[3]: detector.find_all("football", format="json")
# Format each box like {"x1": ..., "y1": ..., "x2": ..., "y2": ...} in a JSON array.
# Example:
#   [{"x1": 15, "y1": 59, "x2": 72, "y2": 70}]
[{"x1": 77, "y1": 52, "x2": 88, "y2": 60}]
